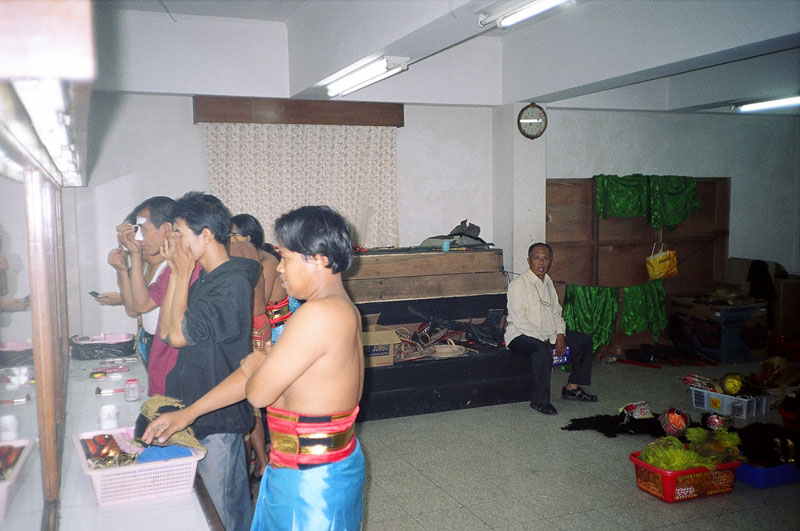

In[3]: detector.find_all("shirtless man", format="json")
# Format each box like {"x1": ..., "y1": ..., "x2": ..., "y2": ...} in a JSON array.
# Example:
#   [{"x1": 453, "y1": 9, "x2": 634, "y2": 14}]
[{"x1": 144, "y1": 205, "x2": 365, "y2": 530}]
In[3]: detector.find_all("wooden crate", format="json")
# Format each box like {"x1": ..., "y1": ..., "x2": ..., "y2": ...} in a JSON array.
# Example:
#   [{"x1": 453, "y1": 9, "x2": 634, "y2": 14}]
[{"x1": 343, "y1": 249, "x2": 506, "y2": 303}]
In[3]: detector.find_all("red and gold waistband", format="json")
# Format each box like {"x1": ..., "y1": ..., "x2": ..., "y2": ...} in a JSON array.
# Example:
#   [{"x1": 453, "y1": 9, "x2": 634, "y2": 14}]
[
  {"x1": 266, "y1": 404, "x2": 359, "y2": 469},
  {"x1": 266, "y1": 296, "x2": 292, "y2": 325}
]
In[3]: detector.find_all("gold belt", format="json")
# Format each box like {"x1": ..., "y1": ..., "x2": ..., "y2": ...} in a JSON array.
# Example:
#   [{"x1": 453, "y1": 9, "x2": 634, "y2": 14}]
[
  {"x1": 269, "y1": 425, "x2": 355, "y2": 456},
  {"x1": 266, "y1": 305, "x2": 290, "y2": 321}
]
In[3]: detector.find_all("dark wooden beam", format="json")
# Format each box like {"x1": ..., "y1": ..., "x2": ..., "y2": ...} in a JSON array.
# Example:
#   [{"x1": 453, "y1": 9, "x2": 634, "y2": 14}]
[{"x1": 193, "y1": 96, "x2": 404, "y2": 127}]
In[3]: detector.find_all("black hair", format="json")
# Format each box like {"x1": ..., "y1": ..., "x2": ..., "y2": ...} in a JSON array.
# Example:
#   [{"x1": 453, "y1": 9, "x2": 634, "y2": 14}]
[
  {"x1": 130, "y1": 196, "x2": 177, "y2": 228},
  {"x1": 262, "y1": 242, "x2": 282, "y2": 260},
  {"x1": 274, "y1": 205, "x2": 353, "y2": 274},
  {"x1": 174, "y1": 192, "x2": 231, "y2": 244},
  {"x1": 231, "y1": 213, "x2": 265, "y2": 248},
  {"x1": 528, "y1": 242, "x2": 553, "y2": 260}
]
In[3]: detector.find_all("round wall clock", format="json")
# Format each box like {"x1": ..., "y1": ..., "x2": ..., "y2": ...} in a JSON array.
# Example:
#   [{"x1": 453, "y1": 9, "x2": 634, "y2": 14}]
[{"x1": 517, "y1": 103, "x2": 547, "y2": 139}]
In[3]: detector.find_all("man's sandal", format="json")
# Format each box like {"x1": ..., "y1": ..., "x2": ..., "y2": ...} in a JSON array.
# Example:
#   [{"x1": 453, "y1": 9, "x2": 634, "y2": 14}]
[{"x1": 562, "y1": 386, "x2": 598, "y2": 402}]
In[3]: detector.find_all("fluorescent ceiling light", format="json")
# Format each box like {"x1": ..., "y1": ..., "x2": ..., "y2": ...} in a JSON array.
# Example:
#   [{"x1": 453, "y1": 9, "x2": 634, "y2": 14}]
[
  {"x1": 326, "y1": 56, "x2": 409, "y2": 98},
  {"x1": 11, "y1": 78, "x2": 80, "y2": 179},
  {"x1": 479, "y1": 0, "x2": 571, "y2": 28},
  {"x1": 738, "y1": 96, "x2": 800, "y2": 113}
]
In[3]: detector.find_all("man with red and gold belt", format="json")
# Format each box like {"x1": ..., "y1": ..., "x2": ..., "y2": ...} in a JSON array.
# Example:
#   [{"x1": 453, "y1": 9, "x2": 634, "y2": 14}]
[{"x1": 144, "y1": 205, "x2": 365, "y2": 530}]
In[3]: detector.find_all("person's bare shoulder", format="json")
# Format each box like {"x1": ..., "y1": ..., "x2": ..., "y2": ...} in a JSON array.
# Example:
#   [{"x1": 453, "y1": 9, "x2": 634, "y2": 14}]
[
  {"x1": 293, "y1": 294, "x2": 357, "y2": 330},
  {"x1": 229, "y1": 239, "x2": 259, "y2": 261},
  {"x1": 259, "y1": 251, "x2": 278, "y2": 269}
]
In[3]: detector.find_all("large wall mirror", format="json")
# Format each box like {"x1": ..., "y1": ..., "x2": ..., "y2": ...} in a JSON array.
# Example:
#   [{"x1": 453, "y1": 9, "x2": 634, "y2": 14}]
[
  {"x1": 0, "y1": 174, "x2": 43, "y2": 527},
  {"x1": 1, "y1": 85, "x2": 72, "y2": 529}
]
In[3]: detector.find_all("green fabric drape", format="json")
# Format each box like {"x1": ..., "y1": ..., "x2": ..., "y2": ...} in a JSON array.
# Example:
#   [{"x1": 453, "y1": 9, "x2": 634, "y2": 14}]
[
  {"x1": 595, "y1": 173, "x2": 649, "y2": 220},
  {"x1": 621, "y1": 279, "x2": 667, "y2": 340},
  {"x1": 594, "y1": 174, "x2": 701, "y2": 231},
  {"x1": 563, "y1": 284, "x2": 619, "y2": 353}
]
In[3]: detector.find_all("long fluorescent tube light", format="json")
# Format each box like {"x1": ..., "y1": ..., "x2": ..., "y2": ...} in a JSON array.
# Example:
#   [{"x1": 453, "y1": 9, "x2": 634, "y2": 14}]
[
  {"x1": 738, "y1": 96, "x2": 800, "y2": 113},
  {"x1": 479, "y1": 0, "x2": 571, "y2": 28},
  {"x1": 326, "y1": 56, "x2": 409, "y2": 98}
]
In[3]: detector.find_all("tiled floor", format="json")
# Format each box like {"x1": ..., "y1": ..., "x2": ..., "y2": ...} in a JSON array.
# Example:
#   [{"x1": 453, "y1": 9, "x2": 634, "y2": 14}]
[{"x1": 355, "y1": 359, "x2": 800, "y2": 531}]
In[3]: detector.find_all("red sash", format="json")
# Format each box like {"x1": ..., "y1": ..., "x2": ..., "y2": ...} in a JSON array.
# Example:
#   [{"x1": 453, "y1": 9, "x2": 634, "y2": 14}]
[{"x1": 266, "y1": 405, "x2": 359, "y2": 469}]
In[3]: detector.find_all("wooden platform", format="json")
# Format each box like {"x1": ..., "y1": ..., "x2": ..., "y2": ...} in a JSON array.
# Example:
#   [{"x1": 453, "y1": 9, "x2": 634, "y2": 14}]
[
  {"x1": 343, "y1": 248, "x2": 507, "y2": 303},
  {"x1": 346, "y1": 249, "x2": 522, "y2": 421}
]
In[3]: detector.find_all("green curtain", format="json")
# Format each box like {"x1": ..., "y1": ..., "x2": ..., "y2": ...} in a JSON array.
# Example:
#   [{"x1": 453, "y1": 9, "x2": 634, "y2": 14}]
[
  {"x1": 563, "y1": 284, "x2": 619, "y2": 354},
  {"x1": 594, "y1": 174, "x2": 701, "y2": 231},
  {"x1": 621, "y1": 279, "x2": 667, "y2": 340}
]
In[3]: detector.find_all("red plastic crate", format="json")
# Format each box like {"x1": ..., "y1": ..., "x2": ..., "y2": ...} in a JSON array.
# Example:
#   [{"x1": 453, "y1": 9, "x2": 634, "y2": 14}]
[{"x1": 630, "y1": 451, "x2": 741, "y2": 502}]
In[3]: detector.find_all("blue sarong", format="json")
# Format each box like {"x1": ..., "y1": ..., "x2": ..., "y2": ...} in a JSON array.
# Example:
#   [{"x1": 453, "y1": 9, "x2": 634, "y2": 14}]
[{"x1": 250, "y1": 439, "x2": 364, "y2": 531}]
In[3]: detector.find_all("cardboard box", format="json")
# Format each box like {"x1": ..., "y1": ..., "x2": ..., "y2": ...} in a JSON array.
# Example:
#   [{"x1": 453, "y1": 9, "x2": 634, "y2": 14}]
[
  {"x1": 669, "y1": 297, "x2": 768, "y2": 362},
  {"x1": 362, "y1": 328, "x2": 399, "y2": 368}
]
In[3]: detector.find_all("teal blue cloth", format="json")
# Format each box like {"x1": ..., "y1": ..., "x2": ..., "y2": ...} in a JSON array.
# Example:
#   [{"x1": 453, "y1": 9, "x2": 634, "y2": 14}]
[
  {"x1": 137, "y1": 445, "x2": 193, "y2": 463},
  {"x1": 251, "y1": 440, "x2": 364, "y2": 530}
]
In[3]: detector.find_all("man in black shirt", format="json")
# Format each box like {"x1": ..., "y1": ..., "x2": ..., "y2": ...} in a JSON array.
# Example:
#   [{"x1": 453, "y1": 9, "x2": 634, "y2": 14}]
[{"x1": 159, "y1": 192, "x2": 259, "y2": 531}]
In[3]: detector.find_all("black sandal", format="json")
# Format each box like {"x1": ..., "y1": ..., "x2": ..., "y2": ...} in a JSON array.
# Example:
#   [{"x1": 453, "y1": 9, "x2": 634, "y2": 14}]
[
  {"x1": 562, "y1": 386, "x2": 598, "y2": 402},
  {"x1": 531, "y1": 403, "x2": 558, "y2": 415}
]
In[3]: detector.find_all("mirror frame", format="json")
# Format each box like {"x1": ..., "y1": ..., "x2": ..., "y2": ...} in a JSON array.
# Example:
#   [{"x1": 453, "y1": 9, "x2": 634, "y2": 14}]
[{"x1": 25, "y1": 169, "x2": 69, "y2": 527}]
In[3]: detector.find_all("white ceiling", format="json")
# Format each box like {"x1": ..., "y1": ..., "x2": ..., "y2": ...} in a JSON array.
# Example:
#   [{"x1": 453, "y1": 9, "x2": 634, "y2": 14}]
[{"x1": 101, "y1": 0, "x2": 800, "y2": 114}]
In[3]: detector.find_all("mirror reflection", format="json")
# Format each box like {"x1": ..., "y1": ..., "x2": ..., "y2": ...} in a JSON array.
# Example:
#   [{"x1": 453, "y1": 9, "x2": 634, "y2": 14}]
[{"x1": 0, "y1": 175, "x2": 42, "y2": 526}]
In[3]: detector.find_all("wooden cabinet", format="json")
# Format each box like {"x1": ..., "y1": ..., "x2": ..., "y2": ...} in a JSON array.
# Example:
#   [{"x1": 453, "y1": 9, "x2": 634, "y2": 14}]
[{"x1": 546, "y1": 177, "x2": 730, "y2": 347}]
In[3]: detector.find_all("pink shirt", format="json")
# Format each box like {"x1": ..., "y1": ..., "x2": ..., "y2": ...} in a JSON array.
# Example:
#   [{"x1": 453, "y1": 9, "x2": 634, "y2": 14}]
[{"x1": 147, "y1": 263, "x2": 202, "y2": 396}]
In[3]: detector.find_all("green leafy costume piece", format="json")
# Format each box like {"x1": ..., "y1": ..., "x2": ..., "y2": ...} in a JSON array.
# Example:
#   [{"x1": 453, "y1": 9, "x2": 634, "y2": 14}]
[
  {"x1": 594, "y1": 174, "x2": 701, "y2": 230},
  {"x1": 563, "y1": 284, "x2": 619, "y2": 353},
  {"x1": 620, "y1": 279, "x2": 667, "y2": 340}
]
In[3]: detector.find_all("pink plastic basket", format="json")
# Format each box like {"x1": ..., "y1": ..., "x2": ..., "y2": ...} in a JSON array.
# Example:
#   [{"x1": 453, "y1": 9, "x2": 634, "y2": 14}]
[
  {"x1": 73, "y1": 427, "x2": 204, "y2": 506},
  {"x1": 0, "y1": 439, "x2": 34, "y2": 521}
]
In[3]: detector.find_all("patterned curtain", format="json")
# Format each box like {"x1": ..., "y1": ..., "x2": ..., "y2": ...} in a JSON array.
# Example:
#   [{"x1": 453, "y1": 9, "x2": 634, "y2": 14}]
[{"x1": 204, "y1": 123, "x2": 399, "y2": 247}]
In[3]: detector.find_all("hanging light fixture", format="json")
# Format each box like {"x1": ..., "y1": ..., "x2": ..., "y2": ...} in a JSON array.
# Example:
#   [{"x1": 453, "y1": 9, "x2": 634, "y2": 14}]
[
  {"x1": 737, "y1": 96, "x2": 800, "y2": 113},
  {"x1": 325, "y1": 56, "x2": 410, "y2": 98},
  {"x1": 479, "y1": 0, "x2": 572, "y2": 28}
]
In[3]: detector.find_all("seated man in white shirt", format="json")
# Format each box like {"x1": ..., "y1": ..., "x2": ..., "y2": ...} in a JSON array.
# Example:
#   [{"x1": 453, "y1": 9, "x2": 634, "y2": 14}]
[{"x1": 505, "y1": 242, "x2": 597, "y2": 415}]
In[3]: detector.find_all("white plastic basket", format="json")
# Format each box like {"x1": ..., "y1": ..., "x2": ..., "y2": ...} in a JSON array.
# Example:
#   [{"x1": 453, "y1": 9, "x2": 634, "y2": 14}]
[
  {"x1": 73, "y1": 427, "x2": 204, "y2": 506},
  {"x1": 689, "y1": 387, "x2": 769, "y2": 420},
  {"x1": 0, "y1": 439, "x2": 33, "y2": 522}
]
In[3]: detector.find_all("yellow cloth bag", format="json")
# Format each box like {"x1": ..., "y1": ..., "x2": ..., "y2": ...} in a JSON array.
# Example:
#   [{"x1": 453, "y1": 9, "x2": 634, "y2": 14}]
[{"x1": 646, "y1": 243, "x2": 678, "y2": 279}]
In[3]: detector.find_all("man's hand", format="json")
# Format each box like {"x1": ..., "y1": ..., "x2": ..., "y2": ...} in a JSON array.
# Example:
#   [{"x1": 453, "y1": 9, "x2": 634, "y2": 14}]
[
  {"x1": 166, "y1": 231, "x2": 196, "y2": 277},
  {"x1": 142, "y1": 409, "x2": 197, "y2": 445},
  {"x1": 116, "y1": 222, "x2": 142, "y2": 255},
  {"x1": 555, "y1": 334, "x2": 567, "y2": 356},
  {"x1": 0, "y1": 298, "x2": 29, "y2": 312},
  {"x1": 107, "y1": 247, "x2": 129, "y2": 272},
  {"x1": 95, "y1": 292, "x2": 122, "y2": 306}
]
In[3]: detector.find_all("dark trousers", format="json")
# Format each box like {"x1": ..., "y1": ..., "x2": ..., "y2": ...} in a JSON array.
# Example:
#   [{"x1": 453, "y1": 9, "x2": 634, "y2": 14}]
[{"x1": 507, "y1": 330, "x2": 593, "y2": 405}]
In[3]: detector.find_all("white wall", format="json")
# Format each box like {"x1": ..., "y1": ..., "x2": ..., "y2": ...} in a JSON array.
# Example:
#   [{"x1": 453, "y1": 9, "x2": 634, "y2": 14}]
[
  {"x1": 396, "y1": 105, "x2": 494, "y2": 247},
  {"x1": 545, "y1": 108, "x2": 800, "y2": 273},
  {"x1": 69, "y1": 95, "x2": 799, "y2": 336},
  {"x1": 73, "y1": 93, "x2": 209, "y2": 335}
]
